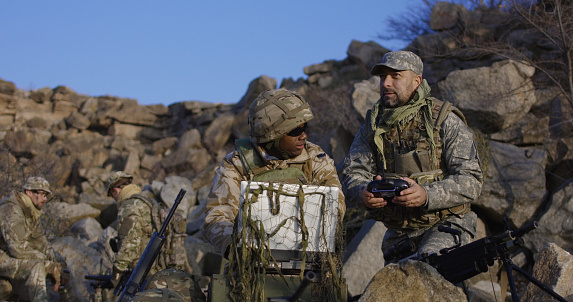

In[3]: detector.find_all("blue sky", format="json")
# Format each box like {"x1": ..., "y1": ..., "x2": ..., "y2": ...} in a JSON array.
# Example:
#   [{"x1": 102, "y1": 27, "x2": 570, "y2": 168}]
[{"x1": 1, "y1": 1, "x2": 411, "y2": 106}]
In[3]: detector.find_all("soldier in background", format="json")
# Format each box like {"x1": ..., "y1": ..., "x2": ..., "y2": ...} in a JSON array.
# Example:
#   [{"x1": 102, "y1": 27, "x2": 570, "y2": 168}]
[
  {"x1": 104, "y1": 172, "x2": 164, "y2": 284},
  {"x1": 342, "y1": 51, "x2": 483, "y2": 264},
  {"x1": 104, "y1": 172, "x2": 202, "y2": 301},
  {"x1": 202, "y1": 88, "x2": 346, "y2": 257},
  {"x1": 0, "y1": 177, "x2": 67, "y2": 302}
]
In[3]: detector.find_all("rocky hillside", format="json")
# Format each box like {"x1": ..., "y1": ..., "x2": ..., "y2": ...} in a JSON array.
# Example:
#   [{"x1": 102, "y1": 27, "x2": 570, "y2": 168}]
[{"x1": 1, "y1": 1, "x2": 572, "y2": 301}]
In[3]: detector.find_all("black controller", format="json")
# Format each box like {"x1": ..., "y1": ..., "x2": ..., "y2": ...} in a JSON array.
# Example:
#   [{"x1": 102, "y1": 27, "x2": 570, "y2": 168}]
[{"x1": 367, "y1": 178, "x2": 410, "y2": 201}]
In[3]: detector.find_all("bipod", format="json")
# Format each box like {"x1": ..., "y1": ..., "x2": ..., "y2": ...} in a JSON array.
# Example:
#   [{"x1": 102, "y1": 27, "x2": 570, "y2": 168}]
[{"x1": 499, "y1": 251, "x2": 566, "y2": 302}]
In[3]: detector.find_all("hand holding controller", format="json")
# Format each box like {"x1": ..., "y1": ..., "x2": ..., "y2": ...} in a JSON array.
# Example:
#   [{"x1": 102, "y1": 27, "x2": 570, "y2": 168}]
[{"x1": 366, "y1": 178, "x2": 410, "y2": 202}]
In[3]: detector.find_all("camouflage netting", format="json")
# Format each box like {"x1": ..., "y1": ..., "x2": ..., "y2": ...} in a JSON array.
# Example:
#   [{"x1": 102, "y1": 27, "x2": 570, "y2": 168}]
[{"x1": 225, "y1": 182, "x2": 345, "y2": 302}]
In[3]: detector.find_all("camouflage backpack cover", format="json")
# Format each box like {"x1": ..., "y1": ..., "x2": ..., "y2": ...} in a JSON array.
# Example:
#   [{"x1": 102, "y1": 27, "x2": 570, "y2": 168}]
[{"x1": 133, "y1": 191, "x2": 191, "y2": 273}]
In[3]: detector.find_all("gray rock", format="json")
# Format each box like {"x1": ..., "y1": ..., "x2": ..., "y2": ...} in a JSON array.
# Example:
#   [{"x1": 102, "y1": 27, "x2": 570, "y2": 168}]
[
  {"x1": 351, "y1": 76, "x2": 379, "y2": 120},
  {"x1": 522, "y1": 243, "x2": 573, "y2": 301},
  {"x1": 359, "y1": 260, "x2": 467, "y2": 302},
  {"x1": 70, "y1": 217, "x2": 103, "y2": 245},
  {"x1": 343, "y1": 220, "x2": 386, "y2": 297},
  {"x1": 475, "y1": 141, "x2": 547, "y2": 227},
  {"x1": 524, "y1": 182, "x2": 573, "y2": 256},
  {"x1": 438, "y1": 60, "x2": 537, "y2": 133}
]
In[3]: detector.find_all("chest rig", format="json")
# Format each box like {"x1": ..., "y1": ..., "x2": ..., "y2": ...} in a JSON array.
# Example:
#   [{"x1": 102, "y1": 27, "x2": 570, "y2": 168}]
[
  {"x1": 235, "y1": 138, "x2": 313, "y2": 185},
  {"x1": 365, "y1": 98, "x2": 471, "y2": 230}
]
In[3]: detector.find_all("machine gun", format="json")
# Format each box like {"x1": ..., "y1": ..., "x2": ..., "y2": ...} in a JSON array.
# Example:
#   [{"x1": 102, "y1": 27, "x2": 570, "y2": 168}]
[
  {"x1": 407, "y1": 220, "x2": 567, "y2": 302},
  {"x1": 116, "y1": 189, "x2": 186, "y2": 302}
]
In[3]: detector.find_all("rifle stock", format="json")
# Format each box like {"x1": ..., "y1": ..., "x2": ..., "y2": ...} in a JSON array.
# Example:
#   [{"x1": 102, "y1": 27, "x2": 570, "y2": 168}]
[{"x1": 117, "y1": 189, "x2": 186, "y2": 302}]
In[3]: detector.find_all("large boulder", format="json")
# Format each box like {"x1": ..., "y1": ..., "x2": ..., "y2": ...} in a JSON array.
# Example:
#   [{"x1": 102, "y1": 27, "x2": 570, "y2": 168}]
[
  {"x1": 438, "y1": 60, "x2": 537, "y2": 133},
  {"x1": 343, "y1": 220, "x2": 387, "y2": 297},
  {"x1": 524, "y1": 182, "x2": 573, "y2": 256},
  {"x1": 522, "y1": 243, "x2": 573, "y2": 301},
  {"x1": 475, "y1": 141, "x2": 547, "y2": 227},
  {"x1": 359, "y1": 260, "x2": 467, "y2": 302}
]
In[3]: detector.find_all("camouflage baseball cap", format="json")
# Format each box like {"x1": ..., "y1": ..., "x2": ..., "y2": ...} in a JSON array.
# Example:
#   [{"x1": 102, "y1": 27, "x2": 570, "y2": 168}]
[
  {"x1": 22, "y1": 177, "x2": 52, "y2": 194},
  {"x1": 248, "y1": 88, "x2": 314, "y2": 144},
  {"x1": 104, "y1": 171, "x2": 133, "y2": 197},
  {"x1": 370, "y1": 50, "x2": 423, "y2": 76}
]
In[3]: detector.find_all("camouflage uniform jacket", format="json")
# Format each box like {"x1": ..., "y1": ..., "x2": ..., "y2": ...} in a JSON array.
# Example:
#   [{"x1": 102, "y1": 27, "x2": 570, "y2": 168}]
[
  {"x1": 342, "y1": 85, "x2": 483, "y2": 234},
  {"x1": 202, "y1": 140, "x2": 346, "y2": 255},
  {"x1": 114, "y1": 185, "x2": 159, "y2": 274},
  {"x1": 0, "y1": 191, "x2": 58, "y2": 269}
]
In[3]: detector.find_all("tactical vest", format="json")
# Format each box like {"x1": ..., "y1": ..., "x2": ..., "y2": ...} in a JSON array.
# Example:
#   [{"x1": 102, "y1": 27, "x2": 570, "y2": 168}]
[
  {"x1": 133, "y1": 192, "x2": 191, "y2": 272},
  {"x1": 365, "y1": 98, "x2": 471, "y2": 230},
  {"x1": 235, "y1": 138, "x2": 313, "y2": 185}
]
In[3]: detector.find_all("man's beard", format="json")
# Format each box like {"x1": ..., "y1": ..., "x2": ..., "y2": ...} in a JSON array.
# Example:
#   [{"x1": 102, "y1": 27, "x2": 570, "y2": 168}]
[{"x1": 383, "y1": 89, "x2": 417, "y2": 108}]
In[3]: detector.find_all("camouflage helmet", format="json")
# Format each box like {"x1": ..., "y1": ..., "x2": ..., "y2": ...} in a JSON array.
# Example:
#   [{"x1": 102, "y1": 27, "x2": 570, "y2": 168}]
[
  {"x1": 144, "y1": 268, "x2": 204, "y2": 301},
  {"x1": 22, "y1": 177, "x2": 52, "y2": 194},
  {"x1": 130, "y1": 288, "x2": 186, "y2": 302},
  {"x1": 104, "y1": 171, "x2": 133, "y2": 197},
  {"x1": 248, "y1": 88, "x2": 314, "y2": 144}
]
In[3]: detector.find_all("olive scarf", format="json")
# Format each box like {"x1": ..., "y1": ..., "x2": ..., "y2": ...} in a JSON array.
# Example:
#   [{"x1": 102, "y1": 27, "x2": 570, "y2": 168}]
[{"x1": 369, "y1": 79, "x2": 436, "y2": 170}]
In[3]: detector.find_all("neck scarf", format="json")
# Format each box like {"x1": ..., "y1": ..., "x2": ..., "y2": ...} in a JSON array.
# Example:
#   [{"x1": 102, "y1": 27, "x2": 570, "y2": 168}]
[
  {"x1": 369, "y1": 79, "x2": 436, "y2": 170},
  {"x1": 262, "y1": 139, "x2": 290, "y2": 160},
  {"x1": 18, "y1": 192, "x2": 42, "y2": 221},
  {"x1": 117, "y1": 184, "x2": 142, "y2": 206}
]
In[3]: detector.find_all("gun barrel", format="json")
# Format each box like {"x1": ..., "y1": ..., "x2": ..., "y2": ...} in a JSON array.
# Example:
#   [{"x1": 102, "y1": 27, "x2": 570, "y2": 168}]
[
  {"x1": 85, "y1": 274, "x2": 112, "y2": 281},
  {"x1": 117, "y1": 188, "x2": 186, "y2": 301},
  {"x1": 511, "y1": 221, "x2": 538, "y2": 238}
]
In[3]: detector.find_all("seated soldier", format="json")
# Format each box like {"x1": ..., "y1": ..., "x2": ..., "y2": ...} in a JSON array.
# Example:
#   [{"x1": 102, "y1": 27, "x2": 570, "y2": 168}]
[
  {"x1": 202, "y1": 88, "x2": 346, "y2": 301},
  {"x1": 0, "y1": 177, "x2": 67, "y2": 302}
]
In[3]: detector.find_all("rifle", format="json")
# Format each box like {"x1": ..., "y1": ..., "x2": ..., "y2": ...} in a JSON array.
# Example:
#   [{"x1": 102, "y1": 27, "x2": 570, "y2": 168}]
[
  {"x1": 85, "y1": 270, "x2": 131, "y2": 294},
  {"x1": 85, "y1": 274, "x2": 113, "y2": 290},
  {"x1": 408, "y1": 220, "x2": 567, "y2": 302},
  {"x1": 116, "y1": 189, "x2": 186, "y2": 302}
]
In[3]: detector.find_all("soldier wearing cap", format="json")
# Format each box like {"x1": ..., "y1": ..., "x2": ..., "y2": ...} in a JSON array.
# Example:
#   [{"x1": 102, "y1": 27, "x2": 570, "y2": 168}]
[
  {"x1": 202, "y1": 88, "x2": 346, "y2": 256},
  {"x1": 0, "y1": 177, "x2": 66, "y2": 301},
  {"x1": 342, "y1": 51, "x2": 483, "y2": 264}
]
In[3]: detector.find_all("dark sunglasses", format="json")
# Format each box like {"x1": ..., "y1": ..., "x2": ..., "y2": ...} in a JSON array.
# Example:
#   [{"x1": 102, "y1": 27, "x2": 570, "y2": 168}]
[{"x1": 286, "y1": 123, "x2": 308, "y2": 137}]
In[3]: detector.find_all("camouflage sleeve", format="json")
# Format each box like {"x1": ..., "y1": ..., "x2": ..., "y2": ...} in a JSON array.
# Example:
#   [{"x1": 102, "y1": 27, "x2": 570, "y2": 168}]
[
  {"x1": 423, "y1": 113, "x2": 483, "y2": 210},
  {"x1": 201, "y1": 152, "x2": 244, "y2": 255},
  {"x1": 341, "y1": 124, "x2": 378, "y2": 208},
  {"x1": 307, "y1": 143, "x2": 346, "y2": 217},
  {"x1": 0, "y1": 203, "x2": 48, "y2": 260},
  {"x1": 29, "y1": 224, "x2": 58, "y2": 262},
  {"x1": 114, "y1": 199, "x2": 153, "y2": 272}
]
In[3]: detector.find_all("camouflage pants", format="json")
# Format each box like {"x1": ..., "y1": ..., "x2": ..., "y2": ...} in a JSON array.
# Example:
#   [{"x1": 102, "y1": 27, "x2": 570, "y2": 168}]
[
  {"x1": 382, "y1": 211, "x2": 477, "y2": 263},
  {"x1": 0, "y1": 257, "x2": 49, "y2": 302}
]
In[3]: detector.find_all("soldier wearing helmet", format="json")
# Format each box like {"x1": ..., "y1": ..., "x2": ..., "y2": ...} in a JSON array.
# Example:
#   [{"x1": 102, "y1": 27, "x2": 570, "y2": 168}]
[
  {"x1": 202, "y1": 88, "x2": 346, "y2": 256},
  {"x1": 0, "y1": 177, "x2": 67, "y2": 302}
]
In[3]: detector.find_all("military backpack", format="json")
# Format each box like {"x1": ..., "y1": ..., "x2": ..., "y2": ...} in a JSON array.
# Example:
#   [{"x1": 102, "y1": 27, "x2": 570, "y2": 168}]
[{"x1": 133, "y1": 192, "x2": 191, "y2": 272}]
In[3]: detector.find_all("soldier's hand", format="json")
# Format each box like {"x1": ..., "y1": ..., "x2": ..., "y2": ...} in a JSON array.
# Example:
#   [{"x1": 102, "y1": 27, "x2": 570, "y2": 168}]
[
  {"x1": 53, "y1": 264, "x2": 61, "y2": 292},
  {"x1": 45, "y1": 261, "x2": 61, "y2": 291},
  {"x1": 362, "y1": 175, "x2": 387, "y2": 208},
  {"x1": 392, "y1": 177, "x2": 427, "y2": 208},
  {"x1": 111, "y1": 267, "x2": 123, "y2": 288}
]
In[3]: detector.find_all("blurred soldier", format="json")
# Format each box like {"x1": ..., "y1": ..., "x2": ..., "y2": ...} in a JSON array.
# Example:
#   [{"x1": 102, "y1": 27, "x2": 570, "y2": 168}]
[
  {"x1": 0, "y1": 177, "x2": 66, "y2": 302},
  {"x1": 202, "y1": 87, "x2": 346, "y2": 257},
  {"x1": 104, "y1": 172, "x2": 193, "y2": 294},
  {"x1": 342, "y1": 51, "x2": 483, "y2": 264}
]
